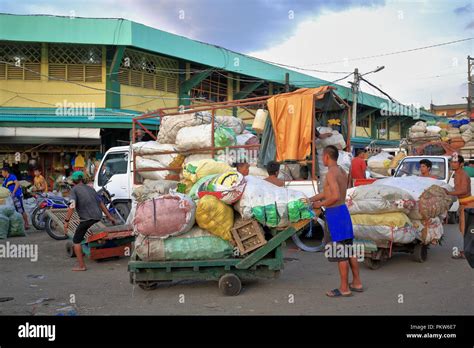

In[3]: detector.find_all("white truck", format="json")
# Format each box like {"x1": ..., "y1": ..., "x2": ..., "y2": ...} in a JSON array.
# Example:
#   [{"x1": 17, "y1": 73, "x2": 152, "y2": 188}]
[{"x1": 393, "y1": 155, "x2": 474, "y2": 224}]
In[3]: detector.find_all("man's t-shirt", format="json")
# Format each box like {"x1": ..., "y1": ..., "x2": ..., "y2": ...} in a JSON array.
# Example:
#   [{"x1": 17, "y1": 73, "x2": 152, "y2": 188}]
[
  {"x1": 2, "y1": 174, "x2": 22, "y2": 197},
  {"x1": 69, "y1": 184, "x2": 102, "y2": 221},
  {"x1": 351, "y1": 157, "x2": 367, "y2": 179}
]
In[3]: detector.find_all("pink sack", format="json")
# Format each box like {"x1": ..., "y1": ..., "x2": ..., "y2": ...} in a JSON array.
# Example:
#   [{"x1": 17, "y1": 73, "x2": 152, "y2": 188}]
[{"x1": 134, "y1": 193, "x2": 195, "y2": 237}]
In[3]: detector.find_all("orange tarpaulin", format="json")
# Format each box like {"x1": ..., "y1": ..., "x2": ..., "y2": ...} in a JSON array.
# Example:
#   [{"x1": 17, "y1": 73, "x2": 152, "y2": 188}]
[{"x1": 267, "y1": 87, "x2": 330, "y2": 162}]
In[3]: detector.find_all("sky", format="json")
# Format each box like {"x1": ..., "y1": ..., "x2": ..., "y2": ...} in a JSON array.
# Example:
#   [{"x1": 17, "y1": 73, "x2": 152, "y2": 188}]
[{"x1": 0, "y1": 0, "x2": 473, "y2": 108}]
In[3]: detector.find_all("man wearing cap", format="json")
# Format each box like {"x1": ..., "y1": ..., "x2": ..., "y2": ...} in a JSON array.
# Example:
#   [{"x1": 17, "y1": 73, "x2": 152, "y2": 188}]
[{"x1": 64, "y1": 171, "x2": 116, "y2": 271}]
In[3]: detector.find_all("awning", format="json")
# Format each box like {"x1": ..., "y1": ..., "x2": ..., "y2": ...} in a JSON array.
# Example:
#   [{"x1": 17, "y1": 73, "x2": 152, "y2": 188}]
[{"x1": 0, "y1": 127, "x2": 100, "y2": 138}]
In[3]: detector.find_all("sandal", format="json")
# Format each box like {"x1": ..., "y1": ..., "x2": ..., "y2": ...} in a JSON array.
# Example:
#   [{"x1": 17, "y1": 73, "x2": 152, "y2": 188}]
[
  {"x1": 349, "y1": 284, "x2": 364, "y2": 292},
  {"x1": 326, "y1": 288, "x2": 352, "y2": 298}
]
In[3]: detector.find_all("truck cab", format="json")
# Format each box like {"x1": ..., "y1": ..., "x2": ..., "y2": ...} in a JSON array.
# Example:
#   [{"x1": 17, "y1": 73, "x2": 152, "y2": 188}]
[
  {"x1": 393, "y1": 155, "x2": 474, "y2": 222},
  {"x1": 93, "y1": 146, "x2": 133, "y2": 219}
]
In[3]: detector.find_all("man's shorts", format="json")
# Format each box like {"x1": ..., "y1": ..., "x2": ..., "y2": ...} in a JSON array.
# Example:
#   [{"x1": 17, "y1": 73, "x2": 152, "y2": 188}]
[
  {"x1": 325, "y1": 238, "x2": 354, "y2": 262},
  {"x1": 12, "y1": 196, "x2": 25, "y2": 214},
  {"x1": 73, "y1": 219, "x2": 100, "y2": 244}
]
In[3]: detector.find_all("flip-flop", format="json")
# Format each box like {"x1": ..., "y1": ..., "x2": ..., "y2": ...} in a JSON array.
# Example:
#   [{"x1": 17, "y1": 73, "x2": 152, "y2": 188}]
[
  {"x1": 326, "y1": 288, "x2": 352, "y2": 298},
  {"x1": 349, "y1": 284, "x2": 364, "y2": 292}
]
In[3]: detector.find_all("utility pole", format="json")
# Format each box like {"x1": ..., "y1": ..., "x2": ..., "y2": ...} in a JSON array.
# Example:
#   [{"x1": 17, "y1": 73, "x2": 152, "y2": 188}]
[
  {"x1": 351, "y1": 68, "x2": 359, "y2": 138},
  {"x1": 468, "y1": 55, "x2": 473, "y2": 113}
]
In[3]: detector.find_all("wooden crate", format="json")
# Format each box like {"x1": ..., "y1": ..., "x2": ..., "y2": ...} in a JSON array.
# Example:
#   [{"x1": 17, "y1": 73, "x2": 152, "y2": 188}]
[{"x1": 231, "y1": 219, "x2": 267, "y2": 256}]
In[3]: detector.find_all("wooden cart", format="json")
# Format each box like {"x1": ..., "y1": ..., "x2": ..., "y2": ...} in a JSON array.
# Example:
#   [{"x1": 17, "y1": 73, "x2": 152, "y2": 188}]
[
  {"x1": 128, "y1": 220, "x2": 309, "y2": 296},
  {"x1": 45, "y1": 208, "x2": 134, "y2": 261}
]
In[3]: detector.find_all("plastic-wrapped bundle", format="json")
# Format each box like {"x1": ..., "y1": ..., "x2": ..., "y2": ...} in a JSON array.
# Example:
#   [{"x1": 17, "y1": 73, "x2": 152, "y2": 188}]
[
  {"x1": 0, "y1": 187, "x2": 10, "y2": 198},
  {"x1": 134, "y1": 193, "x2": 195, "y2": 237},
  {"x1": 196, "y1": 195, "x2": 234, "y2": 241},
  {"x1": 373, "y1": 177, "x2": 453, "y2": 220},
  {"x1": 157, "y1": 113, "x2": 210, "y2": 144},
  {"x1": 182, "y1": 159, "x2": 231, "y2": 184},
  {"x1": 353, "y1": 224, "x2": 417, "y2": 244},
  {"x1": 315, "y1": 127, "x2": 346, "y2": 150},
  {"x1": 234, "y1": 176, "x2": 310, "y2": 228},
  {"x1": 134, "y1": 227, "x2": 233, "y2": 261},
  {"x1": 214, "y1": 126, "x2": 236, "y2": 148},
  {"x1": 134, "y1": 142, "x2": 184, "y2": 180},
  {"x1": 195, "y1": 171, "x2": 247, "y2": 204},
  {"x1": 8, "y1": 211, "x2": 25, "y2": 237},
  {"x1": 346, "y1": 185, "x2": 416, "y2": 215},
  {"x1": 176, "y1": 124, "x2": 212, "y2": 151},
  {"x1": 132, "y1": 179, "x2": 178, "y2": 203},
  {"x1": 411, "y1": 217, "x2": 444, "y2": 244},
  {"x1": 215, "y1": 115, "x2": 246, "y2": 135},
  {"x1": 0, "y1": 214, "x2": 9, "y2": 239}
]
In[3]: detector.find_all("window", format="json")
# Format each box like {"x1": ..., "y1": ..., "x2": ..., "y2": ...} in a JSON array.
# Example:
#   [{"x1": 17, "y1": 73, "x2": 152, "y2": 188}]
[
  {"x1": 357, "y1": 118, "x2": 370, "y2": 128},
  {"x1": 48, "y1": 44, "x2": 102, "y2": 82},
  {"x1": 0, "y1": 42, "x2": 41, "y2": 80},
  {"x1": 190, "y1": 71, "x2": 228, "y2": 102},
  {"x1": 395, "y1": 158, "x2": 446, "y2": 180},
  {"x1": 98, "y1": 152, "x2": 128, "y2": 186},
  {"x1": 117, "y1": 49, "x2": 179, "y2": 93}
]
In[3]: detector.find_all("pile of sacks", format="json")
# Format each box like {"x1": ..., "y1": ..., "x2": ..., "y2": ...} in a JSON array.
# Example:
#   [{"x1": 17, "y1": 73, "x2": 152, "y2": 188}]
[
  {"x1": 346, "y1": 176, "x2": 452, "y2": 245},
  {"x1": 0, "y1": 204, "x2": 26, "y2": 239},
  {"x1": 132, "y1": 158, "x2": 312, "y2": 261},
  {"x1": 408, "y1": 120, "x2": 474, "y2": 151}
]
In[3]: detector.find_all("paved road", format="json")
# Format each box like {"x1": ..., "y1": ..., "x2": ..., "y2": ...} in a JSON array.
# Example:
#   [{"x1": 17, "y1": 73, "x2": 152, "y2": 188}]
[{"x1": 0, "y1": 224, "x2": 472, "y2": 315}]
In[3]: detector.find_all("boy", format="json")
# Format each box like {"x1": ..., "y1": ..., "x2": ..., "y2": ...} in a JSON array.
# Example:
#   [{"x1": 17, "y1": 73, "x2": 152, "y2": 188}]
[{"x1": 264, "y1": 161, "x2": 285, "y2": 187}]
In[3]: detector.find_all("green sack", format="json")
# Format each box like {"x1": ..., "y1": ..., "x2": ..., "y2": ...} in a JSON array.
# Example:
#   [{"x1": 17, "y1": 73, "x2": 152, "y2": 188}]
[
  {"x1": 252, "y1": 206, "x2": 266, "y2": 225},
  {"x1": 0, "y1": 205, "x2": 15, "y2": 218},
  {"x1": 264, "y1": 203, "x2": 280, "y2": 227},
  {"x1": 0, "y1": 214, "x2": 9, "y2": 239},
  {"x1": 164, "y1": 236, "x2": 233, "y2": 260},
  {"x1": 8, "y1": 211, "x2": 25, "y2": 237},
  {"x1": 214, "y1": 126, "x2": 236, "y2": 148},
  {"x1": 288, "y1": 200, "x2": 312, "y2": 222},
  {"x1": 189, "y1": 174, "x2": 217, "y2": 200}
]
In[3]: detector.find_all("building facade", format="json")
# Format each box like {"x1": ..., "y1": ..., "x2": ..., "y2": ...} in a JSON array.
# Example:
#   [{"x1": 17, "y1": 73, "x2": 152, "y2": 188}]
[{"x1": 0, "y1": 13, "x2": 438, "y2": 184}]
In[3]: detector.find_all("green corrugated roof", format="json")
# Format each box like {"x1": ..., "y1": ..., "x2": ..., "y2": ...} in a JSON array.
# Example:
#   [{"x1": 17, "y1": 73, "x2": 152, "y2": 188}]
[
  {"x1": 0, "y1": 107, "x2": 158, "y2": 128},
  {"x1": 0, "y1": 13, "x2": 439, "y2": 118}
]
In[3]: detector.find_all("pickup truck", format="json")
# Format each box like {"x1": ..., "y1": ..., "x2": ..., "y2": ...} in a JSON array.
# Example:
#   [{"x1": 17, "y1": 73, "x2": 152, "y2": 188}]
[{"x1": 393, "y1": 155, "x2": 474, "y2": 223}]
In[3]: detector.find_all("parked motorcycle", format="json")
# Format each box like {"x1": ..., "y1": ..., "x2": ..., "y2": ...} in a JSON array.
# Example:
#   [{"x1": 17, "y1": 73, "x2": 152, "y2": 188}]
[{"x1": 31, "y1": 193, "x2": 70, "y2": 240}]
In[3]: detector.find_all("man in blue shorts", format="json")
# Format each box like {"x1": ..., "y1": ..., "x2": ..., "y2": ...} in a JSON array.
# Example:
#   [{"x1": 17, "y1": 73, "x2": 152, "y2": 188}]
[
  {"x1": 2, "y1": 167, "x2": 29, "y2": 230},
  {"x1": 309, "y1": 145, "x2": 363, "y2": 297}
]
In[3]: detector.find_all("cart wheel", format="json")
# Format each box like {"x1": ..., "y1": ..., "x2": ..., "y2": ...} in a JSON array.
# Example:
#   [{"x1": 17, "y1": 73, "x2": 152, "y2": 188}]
[
  {"x1": 66, "y1": 241, "x2": 76, "y2": 258},
  {"x1": 412, "y1": 244, "x2": 428, "y2": 263},
  {"x1": 364, "y1": 258, "x2": 381, "y2": 270},
  {"x1": 218, "y1": 273, "x2": 242, "y2": 296},
  {"x1": 138, "y1": 282, "x2": 159, "y2": 291}
]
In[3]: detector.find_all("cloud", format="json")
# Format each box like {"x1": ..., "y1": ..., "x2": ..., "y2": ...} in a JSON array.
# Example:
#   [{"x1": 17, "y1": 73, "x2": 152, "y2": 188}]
[
  {"x1": 0, "y1": 0, "x2": 384, "y2": 51},
  {"x1": 454, "y1": 3, "x2": 473, "y2": 15},
  {"x1": 246, "y1": 0, "x2": 472, "y2": 107}
]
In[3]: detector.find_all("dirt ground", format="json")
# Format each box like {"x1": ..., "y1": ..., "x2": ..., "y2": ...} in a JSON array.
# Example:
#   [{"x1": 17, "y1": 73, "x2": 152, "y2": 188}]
[{"x1": 0, "y1": 224, "x2": 472, "y2": 316}]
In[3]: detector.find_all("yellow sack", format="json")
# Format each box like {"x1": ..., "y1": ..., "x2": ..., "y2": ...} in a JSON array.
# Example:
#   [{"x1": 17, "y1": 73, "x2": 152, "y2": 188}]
[
  {"x1": 389, "y1": 152, "x2": 406, "y2": 169},
  {"x1": 195, "y1": 195, "x2": 234, "y2": 241},
  {"x1": 351, "y1": 212, "x2": 412, "y2": 228},
  {"x1": 183, "y1": 159, "x2": 231, "y2": 184},
  {"x1": 0, "y1": 187, "x2": 10, "y2": 199}
]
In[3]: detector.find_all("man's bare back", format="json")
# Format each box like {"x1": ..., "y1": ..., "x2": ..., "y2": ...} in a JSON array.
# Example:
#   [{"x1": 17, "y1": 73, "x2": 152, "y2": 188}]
[
  {"x1": 454, "y1": 170, "x2": 471, "y2": 199},
  {"x1": 323, "y1": 165, "x2": 348, "y2": 207}
]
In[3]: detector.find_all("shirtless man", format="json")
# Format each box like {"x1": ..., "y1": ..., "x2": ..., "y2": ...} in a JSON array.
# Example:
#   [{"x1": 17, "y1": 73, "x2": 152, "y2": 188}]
[
  {"x1": 309, "y1": 145, "x2": 363, "y2": 297},
  {"x1": 264, "y1": 161, "x2": 285, "y2": 187},
  {"x1": 445, "y1": 155, "x2": 471, "y2": 259}
]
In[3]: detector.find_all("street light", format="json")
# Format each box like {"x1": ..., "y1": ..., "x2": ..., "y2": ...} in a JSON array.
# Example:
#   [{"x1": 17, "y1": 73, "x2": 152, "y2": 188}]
[{"x1": 350, "y1": 66, "x2": 386, "y2": 139}]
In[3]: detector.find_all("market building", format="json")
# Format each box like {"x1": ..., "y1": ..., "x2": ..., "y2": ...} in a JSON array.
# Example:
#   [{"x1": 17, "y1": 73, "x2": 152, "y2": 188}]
[{"x1": 0, "y1": 13, "x2": 438, "y2": 184}]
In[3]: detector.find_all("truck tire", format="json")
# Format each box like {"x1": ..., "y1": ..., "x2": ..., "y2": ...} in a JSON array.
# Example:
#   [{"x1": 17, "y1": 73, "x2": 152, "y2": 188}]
[
  {"x1": 218, "y1": 273, "x2": 242, "y2": 296},
  {"x1": 114, "y1": 202, "x2": 130, "y2": 222},
  {"x1": 45, "y1": 216, "x2": 68, "y2": 240},
  {"x1": 364, "y1": 258, "x2": 381, "y2": 270},
  {"x1": 412, "y1": 244, "x2": 428, "y2": 263}
]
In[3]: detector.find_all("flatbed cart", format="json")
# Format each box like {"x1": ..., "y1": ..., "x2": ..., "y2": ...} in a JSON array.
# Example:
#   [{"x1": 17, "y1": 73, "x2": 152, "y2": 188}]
[
  {"x1": 128, "y1": 219, "x2": 309, "y2": 296},
  {"x1": 357, "y1": 231, "x2": 430, "y2": 270},
  {"x1": 45, "y1": 208, "x2": 134, "y2": 261}
]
